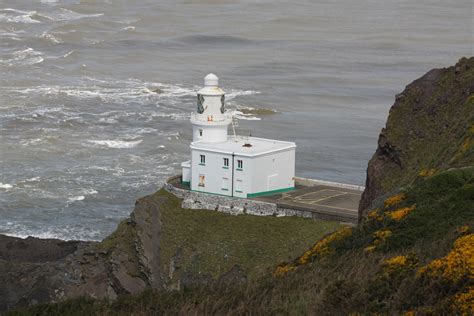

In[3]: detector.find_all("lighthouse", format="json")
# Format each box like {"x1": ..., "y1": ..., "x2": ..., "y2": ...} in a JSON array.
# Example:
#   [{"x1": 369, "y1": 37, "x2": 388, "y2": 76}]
[
  {"x1": 181, "y1": 74, "x2": 296, "y2": 198},
  {"x1": 190, "y1": 73, "x2": 232, "y2": 143}
]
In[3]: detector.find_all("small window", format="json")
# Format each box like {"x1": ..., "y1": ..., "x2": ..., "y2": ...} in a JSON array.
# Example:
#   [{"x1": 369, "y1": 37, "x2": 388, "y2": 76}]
[
  {"x1": 199, "y1": 129, "x2": 203, "y2": 137},
  {"x1": 237, "y1": 160, "x2": 243, "y2": 170},
  {"x1": 200, "y1": 155, "x2": 206, "y2": 165},
  {"x1": 223, "y1": 157, "x2": 229, "y2": 168}
]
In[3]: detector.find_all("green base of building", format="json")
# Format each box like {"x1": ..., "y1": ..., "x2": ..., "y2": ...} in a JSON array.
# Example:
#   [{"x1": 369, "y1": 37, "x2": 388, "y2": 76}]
[
  {"x1": 247, "y1": 187, "x2": 295, "y2": 198},
  {"x1": 188, "y1": 186, "x2": 295, "y2": 199},
  {"x1": 181, "y1": 181, "x2": 190, "y2": 187}
]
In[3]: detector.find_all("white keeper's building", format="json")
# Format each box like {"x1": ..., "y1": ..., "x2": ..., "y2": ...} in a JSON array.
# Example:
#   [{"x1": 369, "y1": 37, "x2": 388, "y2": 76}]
[{"x1": 181, "y1": 74, "x2": 296, "y2": 198}]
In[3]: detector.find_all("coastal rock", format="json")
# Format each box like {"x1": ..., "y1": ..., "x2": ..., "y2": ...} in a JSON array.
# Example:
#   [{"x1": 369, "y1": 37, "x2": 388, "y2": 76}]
[
  {"x1": 0, "y1": 191, "x2": 166, "y2": 311},
  {"x1": 359, "y1": 57, "x2": 474, "y2": 218}
]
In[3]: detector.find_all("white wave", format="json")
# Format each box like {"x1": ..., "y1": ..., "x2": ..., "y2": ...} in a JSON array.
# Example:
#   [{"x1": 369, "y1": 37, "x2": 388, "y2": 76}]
[
  {"x1": 68, "y1": 195, "x2": 85, "y2": 202},
  {"x1": 227, "y1": 109, "x2": 262, "y2": 121},
  {"x1": 26, "y1": 177, "x2": 41, "y2": 182},
  {"x1": 20, "y1": 138, "x2": 43, "y2": 146},
  {"x1": 2, "y1": 225, "x2": 102, "y2": 241},
  {"x1": 158, "y1": 145, "x2": 166, "y2": 148},
  {"x1": 0, "y1": 47, "x2": 44, "y2": 66},
  {"x1": 122, "y1": 26, "x2": 135, "y2": 31},
  {"x1": 37, "y1": 8, "x2": 103, "y2": 22},
  {"x1": 226, "y1": 89, "x2": 260, "y2": 100},
  {"x1": 0, "y1": 9, "x2": 40, "y2": 24},
  {"x1": 0, "y1": 183, "x2": 13, "y2": 189},
  {"x1": 63, "y1": 50, "x2": 74, "y2": 58},
  {"x1": 88, "y1": 139, "x2": 143, "y2": 149},
  {"x1": 81, "y1": 188, "x2": 98, "y2": 195},
  {"x1": 40, "y1": 32, "x2": 63, "y2": 44}
]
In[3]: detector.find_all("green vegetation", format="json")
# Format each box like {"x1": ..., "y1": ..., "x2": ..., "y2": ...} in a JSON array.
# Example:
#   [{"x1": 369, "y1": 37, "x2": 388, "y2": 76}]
[
  {"x1": 379, "y1": 57, "x2": 473, "y2": 196},
  {"x1": 8, "y1": 168, "x2": 473, "y2": 315},
  {"x1": 157, "y1": 189, "x2": 341, "y2": 282}
]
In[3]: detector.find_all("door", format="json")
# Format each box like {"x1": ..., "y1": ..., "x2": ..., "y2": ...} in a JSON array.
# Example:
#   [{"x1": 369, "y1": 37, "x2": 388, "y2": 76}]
[{"x1": 267, "y1": 174, "x2": 278, "y2": 191}]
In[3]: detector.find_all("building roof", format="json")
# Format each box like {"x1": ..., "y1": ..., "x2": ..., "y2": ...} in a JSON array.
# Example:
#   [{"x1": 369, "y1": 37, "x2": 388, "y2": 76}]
[{"x1": 190, "y1": 136, "x2": 296, "y2": 157}]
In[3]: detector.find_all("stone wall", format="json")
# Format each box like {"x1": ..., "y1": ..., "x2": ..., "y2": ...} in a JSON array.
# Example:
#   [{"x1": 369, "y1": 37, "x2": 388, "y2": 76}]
[{"x1": 164, "y1": 176, "x2": 315, "y2": 218}]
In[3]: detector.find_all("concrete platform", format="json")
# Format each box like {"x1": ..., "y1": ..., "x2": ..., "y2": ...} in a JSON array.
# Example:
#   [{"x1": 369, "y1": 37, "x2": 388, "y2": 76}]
[
  {"x1": 166, "y1": 175, "x2": 362, "y2": 223},
  {"x1": 251, "y1": 184, "x2": 361, "y2": 223}
]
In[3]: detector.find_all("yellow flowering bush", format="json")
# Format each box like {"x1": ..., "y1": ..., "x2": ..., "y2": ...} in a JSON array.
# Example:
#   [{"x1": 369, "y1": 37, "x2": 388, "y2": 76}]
[
  {"x1": 294, "y1": 226, "x2": 353, "y2": 265},
  {"x1": 364, "y1": 229, "x2": 392, "y2": 253},
  {"x1": 453, "y1": 286, "x2": 474, "y2": 315},
  {"x1": 418, "y1": 234, "x2": 474, "y2": 282},
  {"x1": 387, "y1": 205, "x2": 416, "y2": 221},
  {"x1": 274, "y1": 226, "x2": 353, "y2": 277},
  {"x1": 419, "y1": 169, "x2": 436, "y2": 177},
  {"x1": 384, "y1": 193, "x2": 406, "y2": 208},
  {"x1": 273, "y1": 264, "x2": 296, "y2": 277},
  {"x1": 367, "y1": 208, "x2": 383, "y2": 222},
  {"x1": 383, "y1": 254, "x2": 417, "y2": 274},
  {"x1": 457, "y1": 225, "x2": 471, "y2": 235}
]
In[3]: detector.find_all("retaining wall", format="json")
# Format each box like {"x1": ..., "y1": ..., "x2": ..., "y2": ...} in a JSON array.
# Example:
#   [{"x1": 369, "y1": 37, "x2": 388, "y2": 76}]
[{"x1": 164, "y1": 175, "x2": 357, "y2": 223}]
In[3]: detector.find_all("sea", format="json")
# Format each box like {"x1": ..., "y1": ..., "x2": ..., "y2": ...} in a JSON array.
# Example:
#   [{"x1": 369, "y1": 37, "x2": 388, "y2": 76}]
[{"x1": 0, "y1": 0, "x2": 472, "y2": 241}]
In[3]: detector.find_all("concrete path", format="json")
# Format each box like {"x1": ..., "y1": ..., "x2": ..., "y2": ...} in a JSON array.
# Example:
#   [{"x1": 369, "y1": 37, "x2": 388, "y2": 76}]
[{"x1": 251, "y1": 185, "x2": 361, "y2": 223}]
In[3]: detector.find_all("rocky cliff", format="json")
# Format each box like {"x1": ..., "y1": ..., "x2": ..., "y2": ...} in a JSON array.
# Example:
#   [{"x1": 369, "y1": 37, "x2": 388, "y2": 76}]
[
  {"x1": 359, "y1": 57, "x2": 474, "y2": 218},
  {"x1": 0, "y1": 192, "x2": 164, "y2": 311}
]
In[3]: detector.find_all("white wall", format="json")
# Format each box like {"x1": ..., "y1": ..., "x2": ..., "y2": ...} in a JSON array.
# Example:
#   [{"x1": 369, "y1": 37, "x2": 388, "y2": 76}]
[
  {"x1": 190, "y1": 149, "x2": 233, "y2": 196},
  {"x1": 191, "y1": 147, "x2": 295, "y2": 198},
  {"x1": 192, "y1": 123, "x2": 228, "y2": 143},
  {"x1": 247, "y1": 148, "x2": 295, "y2": 195}
]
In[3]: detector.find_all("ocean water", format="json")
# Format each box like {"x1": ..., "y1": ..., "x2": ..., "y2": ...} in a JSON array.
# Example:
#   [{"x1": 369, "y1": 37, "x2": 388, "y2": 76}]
[{"x1": 0, "y1": 0, "x2": 471, "y2": 241}]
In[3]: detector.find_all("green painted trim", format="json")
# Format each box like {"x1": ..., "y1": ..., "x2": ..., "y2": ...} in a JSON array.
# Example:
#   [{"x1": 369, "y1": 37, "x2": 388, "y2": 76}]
[
  {"x1": 181, "y1": 181, "x2": 190, "y2": 186},
  {"x1": 190, "y1": 189, "x2": 232, "y2": 198},
  {"x1": 221, "y1": 188, "x2": 229, "y2": 191},
  {"x1": 246, "y1": 187, "x2": 295, "y2": 198},
  {"x1": 235, "y1": 190, "x2": 243, "y2": 193},
  {"x1": 222, "y1": 166, "x2": 229, "y2": 169},
  {"x1": 236, "y1": 168, "x2": 243, "y2": 171},
  {"x1": 198, "y1": 163, "x2": 205, "y2": 166}
]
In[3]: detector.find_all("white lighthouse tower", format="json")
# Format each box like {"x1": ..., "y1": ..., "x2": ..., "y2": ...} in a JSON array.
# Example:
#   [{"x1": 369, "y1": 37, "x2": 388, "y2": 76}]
[
  {"x1": 181, "y1": 74, "x2": 296, "y2": 198},
  {"x1": 190, "y1": 73, "x2": 231, "y2": 143}
]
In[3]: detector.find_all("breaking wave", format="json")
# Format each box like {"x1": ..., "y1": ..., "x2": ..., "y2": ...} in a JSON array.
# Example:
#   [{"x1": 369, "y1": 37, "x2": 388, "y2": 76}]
[
  {"x1": 0, "y1": 47, "x2": 44, "y2": 66},
  {"x1": 0, "y1": 9, "x2": 40, "y2": 24},
  {"x1": 88, "y1": 139, "x2": 143, "y2": 148}
]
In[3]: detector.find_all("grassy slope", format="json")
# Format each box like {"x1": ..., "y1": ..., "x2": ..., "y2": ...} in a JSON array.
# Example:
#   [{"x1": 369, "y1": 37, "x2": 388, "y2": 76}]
[
  {"x1": 157, "y1": 189, "x2": 341, "y2": 281},
  {"x1": 8, "y1": 168, "x2": 473, "y2": 315}
]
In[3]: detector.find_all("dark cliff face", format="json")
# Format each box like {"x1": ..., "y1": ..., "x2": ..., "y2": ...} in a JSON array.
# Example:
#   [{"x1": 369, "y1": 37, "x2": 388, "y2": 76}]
[
  {"x1": 0, "y1": 192, "x2": 164, "y2": 311},
  {"x1": 359, "y1": 57, "x2": 474, "y2": 218}
]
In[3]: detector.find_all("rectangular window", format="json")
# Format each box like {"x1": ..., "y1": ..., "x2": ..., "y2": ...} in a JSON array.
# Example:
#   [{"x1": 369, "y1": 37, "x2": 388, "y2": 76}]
[
  {"x1": 199, "y1": 129, "x2": 203, "y2": 137},
  {"x1": 223, "y1": 157, "x2": 229, "y2": 168},
  {"x1": 221, "y1": 177, "x2": 229, "y2": 191},
  {"x1": 198, "y1": 174, "x2": 205, "y2": 187},
  {"x1": 199, "y1": 154, "x2": 205, "y2": 165},
  {"x1": 237, "y1": 159, "x2": 243, "y2": 170}
]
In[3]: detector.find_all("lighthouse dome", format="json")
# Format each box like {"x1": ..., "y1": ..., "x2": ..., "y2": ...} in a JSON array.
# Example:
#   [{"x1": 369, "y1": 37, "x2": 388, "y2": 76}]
[{"x1": 204, "y1": 73, "x2": 219, "y2": 86}]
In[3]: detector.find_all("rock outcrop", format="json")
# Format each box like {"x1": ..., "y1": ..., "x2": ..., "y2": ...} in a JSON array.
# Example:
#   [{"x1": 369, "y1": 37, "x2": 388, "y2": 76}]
[
  {"x1": 359, "y1": 57, "x2": 474, "y2": 218},
  {"x1": 0, "y1": 191, "x2": 167, "y2": 311}
]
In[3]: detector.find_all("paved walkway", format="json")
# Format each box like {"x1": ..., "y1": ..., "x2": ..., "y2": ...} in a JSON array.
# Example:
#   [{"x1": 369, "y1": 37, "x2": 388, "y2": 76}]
[{"x1": 251, "y1": 185, "x2": 361, "y2": 223}]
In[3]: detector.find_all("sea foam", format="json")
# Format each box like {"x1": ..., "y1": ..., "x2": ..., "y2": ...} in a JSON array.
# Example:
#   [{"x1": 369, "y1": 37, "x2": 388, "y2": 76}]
[{"x1": 88, "y1": 139, "x2": 143, "y2": 149}]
